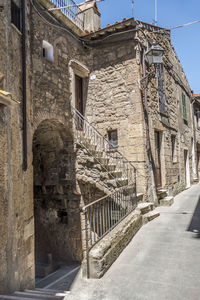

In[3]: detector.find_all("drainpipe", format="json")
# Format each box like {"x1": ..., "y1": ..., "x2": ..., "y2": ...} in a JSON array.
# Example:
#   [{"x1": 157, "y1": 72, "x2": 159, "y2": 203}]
[
  {"x1": 141, "y1": 49, "x2": 158, "y2": 204},
  {"x1": 22, "y1": 0, "x2": 27, "y2": 171}
]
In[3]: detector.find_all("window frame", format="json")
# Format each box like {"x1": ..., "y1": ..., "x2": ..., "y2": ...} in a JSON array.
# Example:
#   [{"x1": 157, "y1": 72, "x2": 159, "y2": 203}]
[
  {"x1": 11, "y1": 0, "x2": 21, "y2": 32},
  {"x1": 182, "y1": 92, "x2": 187, "y2": 120},
  {"x1": 108, "y1": 129, "x2": 118, "y2": 149}
]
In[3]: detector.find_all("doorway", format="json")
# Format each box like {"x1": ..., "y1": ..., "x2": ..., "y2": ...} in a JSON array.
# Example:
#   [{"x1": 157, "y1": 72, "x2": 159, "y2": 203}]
[
  {"x1": 155, "y1": 131, "x2": 162, "y2": 188},
  {"x1": 75, "y1": 75, "x2": 84, "y2": 115},
  {"x1": 184, "y1": 149, "x2": 190, "y2": 188},
  {"x1": 33, "y1": 119, "x2": 82, "y2": 282}
]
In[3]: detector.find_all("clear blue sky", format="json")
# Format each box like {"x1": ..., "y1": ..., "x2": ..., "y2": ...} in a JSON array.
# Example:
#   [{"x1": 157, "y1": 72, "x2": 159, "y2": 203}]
[{"x1": 96, "y1": 0, "x2": 200, "y2": 93}]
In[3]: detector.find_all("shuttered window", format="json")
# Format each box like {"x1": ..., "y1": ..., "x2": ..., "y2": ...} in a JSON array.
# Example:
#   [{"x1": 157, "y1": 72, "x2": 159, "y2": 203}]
[{"x1": 182, "y1": 93, "x2": 187, "y2": 120}]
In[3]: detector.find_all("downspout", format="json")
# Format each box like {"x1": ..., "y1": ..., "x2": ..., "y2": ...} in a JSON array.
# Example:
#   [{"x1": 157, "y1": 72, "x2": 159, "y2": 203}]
[
  {"x1": 141, "y1": 48, "x2": 158, "y2": 204},
  {"x1": 22, "y1": 0, "x2": 27, "y2": 171}
]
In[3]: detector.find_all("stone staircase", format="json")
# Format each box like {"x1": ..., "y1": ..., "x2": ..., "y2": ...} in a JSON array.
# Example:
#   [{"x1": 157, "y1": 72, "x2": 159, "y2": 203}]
[
  {"x1": 0, "y1": 289, "x2": 69, "y2": 300},
  {"x1": 157, "y1": 189, "x2": 174, "y2": 206},
  {"x1": 73, "y1": 106, "x2": 137, "y2": 199},
  {"x1": 137, "y1": 202, "x2": 160, "y2": 224}
]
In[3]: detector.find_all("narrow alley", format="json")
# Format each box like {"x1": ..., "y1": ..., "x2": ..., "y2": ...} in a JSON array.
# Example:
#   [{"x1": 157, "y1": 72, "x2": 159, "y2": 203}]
[{"x1": 67, "y1": 183, "x2": 200, "y2": 300}]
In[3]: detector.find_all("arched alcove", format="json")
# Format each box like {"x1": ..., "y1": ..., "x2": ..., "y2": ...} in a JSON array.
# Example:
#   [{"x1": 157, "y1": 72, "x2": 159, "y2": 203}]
[{"x1": 33, "y1": 119, "x2": 82, "y2": 279}]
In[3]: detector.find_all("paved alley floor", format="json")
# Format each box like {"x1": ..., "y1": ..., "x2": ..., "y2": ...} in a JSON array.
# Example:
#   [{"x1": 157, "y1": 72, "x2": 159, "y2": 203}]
[{"x1": 66, "y1": 183, "x2": 200, "y2": 300}]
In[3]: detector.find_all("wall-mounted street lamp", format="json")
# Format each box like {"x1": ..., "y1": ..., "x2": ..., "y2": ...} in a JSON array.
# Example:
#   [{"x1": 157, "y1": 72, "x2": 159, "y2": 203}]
[{"x1": 145, "y1": 43, "x2": 164, "y2": 65}]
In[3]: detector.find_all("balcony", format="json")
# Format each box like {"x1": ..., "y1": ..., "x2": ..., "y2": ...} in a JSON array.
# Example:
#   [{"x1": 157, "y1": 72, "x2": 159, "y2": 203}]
[{"x1": 49, "y1": 0, "x2": 84, "y2": 29}]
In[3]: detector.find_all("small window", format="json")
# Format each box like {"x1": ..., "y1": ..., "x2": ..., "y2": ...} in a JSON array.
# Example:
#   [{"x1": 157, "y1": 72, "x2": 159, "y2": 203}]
[
  {"x1": 11, "y1": 0, "x2": 21, "y2": 31},
  {"x1": 182, "y1": 93, "x2": 187, "y2": 120},
  {"x1": 57, "y1": 211, "x2": 68, "y2": 224},
  {"x1": 42, "y1": 41, "x2": 54, "y2": 62},
  {"x1": 171, "y1": 135, "x2": 177, "y2": 163},
  {"x1": 108, "y1": 130, "x2": 118, "y2": 148}
]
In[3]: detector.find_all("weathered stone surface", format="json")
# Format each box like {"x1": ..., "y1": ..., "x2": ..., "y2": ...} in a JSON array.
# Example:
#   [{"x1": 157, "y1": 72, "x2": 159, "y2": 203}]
[{"x1": 84, "y1": 210, "x2": 142, "y2": 279}]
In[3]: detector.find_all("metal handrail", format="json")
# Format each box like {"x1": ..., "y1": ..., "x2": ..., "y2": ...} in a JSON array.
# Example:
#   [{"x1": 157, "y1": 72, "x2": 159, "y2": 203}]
[
  {"x1": 49, "y1": 0, "x2": 84, "y2": 29},
  {"x1": 72, "y1": 106, "x2": 136, "y2": 190},
  {"x1": 74, "y1": 107, "x2": 136, "y2": 170},
  {"x1": 83, "y1": 184, "x2": 137, "y2": 278},
  {"x1": 71, "y1": 106, "x2": 138, "y2": 278}
]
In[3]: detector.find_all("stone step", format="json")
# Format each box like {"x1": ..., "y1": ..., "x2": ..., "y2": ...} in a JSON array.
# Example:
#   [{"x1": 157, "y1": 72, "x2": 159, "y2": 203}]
[
  {"x1": 14, "y1": 291, "x2": 63, "y2": 299},
  {"x1": 107, "y1": 164, "x2": 116, "y2": 171},
  {"x1": 109, "y1": 170, "x2": 123, "y2": 178},
  {"x1": 160, "y1": 196, "x2": 174, "y2": 206},
  {"x1": 137, "y1": 202, "x2": 154, "y2": 215},
  {"x1": 117, "y1": 178, "x2": 128, "y2": 186},
  {"x1": 157, "y1": 189, "x2": 167, "y2": 200},
  {"x1": 85, "y1": 142, "x2": 97, "y2": 151},
  {"x1": 90, "y1": 149, "x2": 103, "y2": 157},
  {"x1": 137, "y1": 193, "x2": 144, "y2": 203},
  {"x1": 123, "y1": 186, "x2": 135, "y2": 196},
  {"x1": 97, "y1": 157, "x2": 110, "y2": 165},
  {"x1": 0, "y1": 296, "x2": 34, "y2": 300},
  {"x1": 142, "y1": 211, "x2": 160, "y2": 224}
]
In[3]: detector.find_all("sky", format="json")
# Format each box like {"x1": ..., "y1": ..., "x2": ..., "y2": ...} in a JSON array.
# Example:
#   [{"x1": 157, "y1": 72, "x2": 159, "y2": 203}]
[{"x1": 96, "y1": 0, "x2": 200, "y2": 93}]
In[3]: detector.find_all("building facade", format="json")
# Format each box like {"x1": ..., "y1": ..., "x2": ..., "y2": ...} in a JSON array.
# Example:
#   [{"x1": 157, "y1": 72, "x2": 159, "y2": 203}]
[{"x1": 0, "y1": 0, "x2": 197, "y2": 293}]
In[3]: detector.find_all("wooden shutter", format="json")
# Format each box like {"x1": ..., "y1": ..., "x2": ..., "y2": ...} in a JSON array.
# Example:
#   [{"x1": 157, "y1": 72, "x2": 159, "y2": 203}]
[{"x1": 182, "y1": 93, "x2": 187, "y2": 119}]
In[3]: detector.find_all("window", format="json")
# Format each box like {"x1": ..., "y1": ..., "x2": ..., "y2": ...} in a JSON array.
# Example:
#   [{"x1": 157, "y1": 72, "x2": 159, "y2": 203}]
[
  {"x1": 195, "y1": 111, "x2": 200, "y2": 129},
  {"x1": 57, "y1": 211, "x2": 68, "y2": 224},
  {"x1": 182, "y1": 92, "x2": 187, "y2": 120},
  {"x1": 171, "y1": 135, "x2": 177, "y2": 163},
  {"x1": 156, "y1": 64, "x2": 168, "y2": 115},
  {"x1": 11, "y1": 0, "x2": 21, "y2": 31},
  {"x1": 108, "y1": 130, "x2": 118, "y2": 148},
  {"x1": 42, "y1": 41, "x2": 54, "y2": 62}
]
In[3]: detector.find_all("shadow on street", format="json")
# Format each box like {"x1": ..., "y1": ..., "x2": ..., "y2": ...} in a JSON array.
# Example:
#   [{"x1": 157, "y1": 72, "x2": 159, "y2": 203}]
[{"x1": 187, "y1": 196, "x2": 200, "y2": 238}]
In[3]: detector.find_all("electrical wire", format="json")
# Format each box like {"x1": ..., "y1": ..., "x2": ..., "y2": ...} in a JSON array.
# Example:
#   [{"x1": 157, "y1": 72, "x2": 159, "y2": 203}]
[
  {"x1": 30, "y1": 0, "x2": 82, "y2": 43},
  {"x1": 170, "y1": 20, "x2": 200, "y2": 30}
]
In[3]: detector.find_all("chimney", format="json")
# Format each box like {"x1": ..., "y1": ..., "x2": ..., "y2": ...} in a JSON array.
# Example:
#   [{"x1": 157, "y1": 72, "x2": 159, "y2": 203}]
[{"x1": 78, "y1": 0, "x2": 101, "y2": 32}]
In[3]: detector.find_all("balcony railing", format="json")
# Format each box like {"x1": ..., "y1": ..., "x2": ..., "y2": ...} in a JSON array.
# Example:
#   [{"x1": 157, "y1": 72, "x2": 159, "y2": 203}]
[{"x1": 49, "y1": 0, "x2": 84, "y2": 29}]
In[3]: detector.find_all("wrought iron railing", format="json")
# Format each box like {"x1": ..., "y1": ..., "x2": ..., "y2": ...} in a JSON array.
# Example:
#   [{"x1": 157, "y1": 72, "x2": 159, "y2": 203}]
[
  {"x1": 72, "y1": 106, "x2": 136, "y2": 189},
  {"x1": 49, "y1": 0, "x2": 84, "y2": 29},
  {"x1": 83, "y1": 184, "x2": 137, "y2": 278}
]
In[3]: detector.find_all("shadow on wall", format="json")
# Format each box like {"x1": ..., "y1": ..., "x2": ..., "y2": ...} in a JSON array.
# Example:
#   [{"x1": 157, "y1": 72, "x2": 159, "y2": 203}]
[
  {"x1": 187, "y1": 196, "x2": 200, "y2": 238},
  {"x1": 33, "y1": 118, "x2": 82, "y2": 278}
]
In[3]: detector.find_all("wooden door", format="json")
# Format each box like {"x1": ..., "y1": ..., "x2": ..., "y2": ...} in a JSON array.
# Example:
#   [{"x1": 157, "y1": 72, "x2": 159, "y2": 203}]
[
  {"x1": 155, "y1": 131, "x2": 162, "y2": 188},
  {"x1": 75, "y1": 75, "x2": 83, "y2": 115}
]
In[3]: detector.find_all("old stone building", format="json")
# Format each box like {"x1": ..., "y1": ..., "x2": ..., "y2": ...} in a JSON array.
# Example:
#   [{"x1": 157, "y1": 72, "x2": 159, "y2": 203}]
[{"x1": 0, "y1": 0, "x2": 197, "y2": 295}]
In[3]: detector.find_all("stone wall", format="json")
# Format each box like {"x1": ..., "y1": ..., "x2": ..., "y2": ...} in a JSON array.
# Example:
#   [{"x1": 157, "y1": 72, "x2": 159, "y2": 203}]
[
  {"x1": 0, "y1": 1, "x2": 34, "y2": 294},
  {"x1": 139, "y1": 25, "x2": 194, "y2": 195},
  {"x1": 85, "y1": 37, "x2": 147, "y2": 195}
]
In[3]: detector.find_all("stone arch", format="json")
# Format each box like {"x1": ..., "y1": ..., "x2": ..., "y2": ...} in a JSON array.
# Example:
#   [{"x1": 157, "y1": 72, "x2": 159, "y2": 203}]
[{"x1": 33, "y1": 118, "x2": 82, "y2": 278}]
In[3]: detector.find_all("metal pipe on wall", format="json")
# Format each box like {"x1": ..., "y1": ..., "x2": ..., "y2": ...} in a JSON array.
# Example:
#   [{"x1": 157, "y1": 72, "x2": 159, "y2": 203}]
[{"x1": 22, "y1": 0, "x2": 27, "y2": 171}]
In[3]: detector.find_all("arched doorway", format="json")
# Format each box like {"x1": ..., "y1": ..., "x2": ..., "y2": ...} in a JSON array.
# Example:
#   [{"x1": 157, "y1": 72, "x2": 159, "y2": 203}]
[{"x1": 33, "y1": 119, "x2": 82, "y2": 281}]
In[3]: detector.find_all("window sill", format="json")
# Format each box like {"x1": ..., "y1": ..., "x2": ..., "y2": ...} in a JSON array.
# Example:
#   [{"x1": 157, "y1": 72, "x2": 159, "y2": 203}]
[{"x1": 11, "y1": 23, "x2": 22, "y2": 35}]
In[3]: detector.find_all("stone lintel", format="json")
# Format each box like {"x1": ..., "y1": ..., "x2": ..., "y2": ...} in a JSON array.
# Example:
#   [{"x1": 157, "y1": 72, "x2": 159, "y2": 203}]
[{"x1": 69, "y1": 60, "x2": 90, "y2": 78}]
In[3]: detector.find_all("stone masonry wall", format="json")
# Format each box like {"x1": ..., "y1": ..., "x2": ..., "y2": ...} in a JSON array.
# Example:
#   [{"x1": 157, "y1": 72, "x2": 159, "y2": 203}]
[
  {"x1": 138, "y1": 24, "x2": 194, "y2": 196},
  {"x1": 0, "y1": 1, "x2": 34, "y2": 294},
  {"x1": 85, "y1": 38, "x2": 147, "y2": 195}
]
